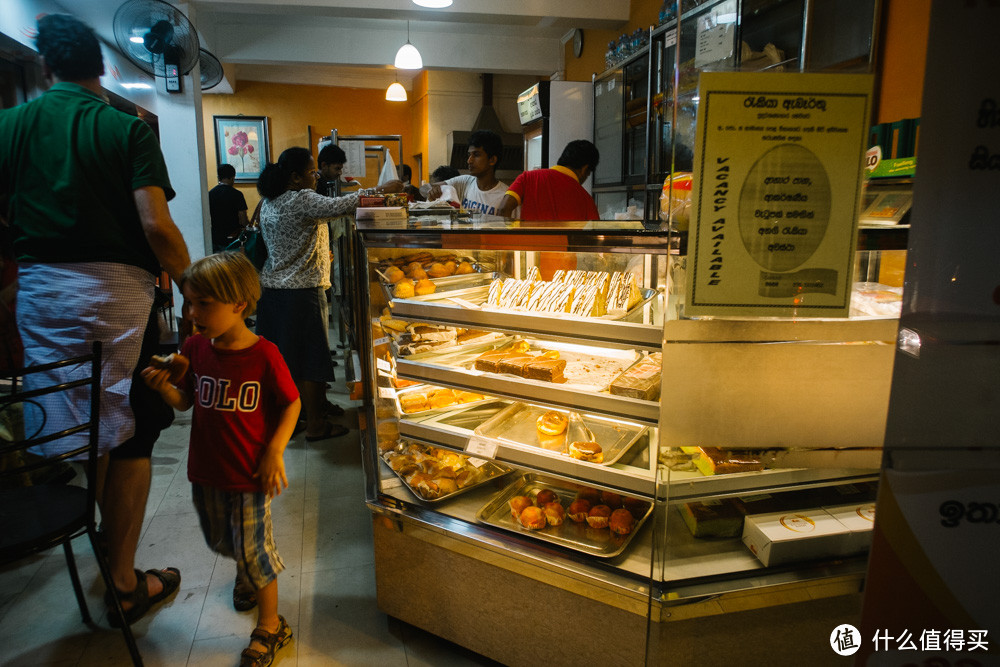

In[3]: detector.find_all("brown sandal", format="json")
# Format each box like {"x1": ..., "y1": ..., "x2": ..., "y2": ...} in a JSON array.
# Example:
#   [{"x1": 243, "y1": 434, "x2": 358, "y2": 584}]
[{"x1": 240, "y1": 615, "x2": 292, "y2": 667}]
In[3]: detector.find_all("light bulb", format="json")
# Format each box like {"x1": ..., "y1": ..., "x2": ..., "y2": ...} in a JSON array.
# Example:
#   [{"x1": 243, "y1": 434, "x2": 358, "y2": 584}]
[
  {"x1": 394, "y1": 43, "x2": 422, "y2": 69},
  {"x1": 386, "y1": 82, "x2": 408, "y2": 101},
  {"x1": 413, "y1": 0, "x2": 453, "y2": 7}
]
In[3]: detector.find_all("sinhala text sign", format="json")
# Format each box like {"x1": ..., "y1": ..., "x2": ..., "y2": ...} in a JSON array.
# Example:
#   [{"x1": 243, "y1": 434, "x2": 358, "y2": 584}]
[{"x1": 686, "y1": 72, "x2": 873, "y2": 318}]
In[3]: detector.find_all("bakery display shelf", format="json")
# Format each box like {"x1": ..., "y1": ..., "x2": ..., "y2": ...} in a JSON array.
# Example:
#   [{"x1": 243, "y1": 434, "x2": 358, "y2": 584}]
[
  {"x1": 388, "y1": 298, "x2": 664, "y2": 350},
  {"x1": 661, "y1": 467, "x2": 880, "y2": 503},
  {"x1": 395, "y1": 358, "x2": 660, "y2": 424},
  {"x1": 397, "y1": 412, "x2": 657, "y2": 497},
  {"x1": 652, "y1": 502, "x2": 870, "y2": 603},
  {"x1": 392, "y1": 383, "x2": 496, "y2": 417}
]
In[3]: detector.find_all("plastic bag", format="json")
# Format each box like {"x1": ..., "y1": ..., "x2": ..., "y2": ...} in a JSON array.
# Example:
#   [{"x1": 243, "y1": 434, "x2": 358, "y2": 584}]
[
  {"x1": 378, "y1": 150, "x2": 398, "y2": 186},
  {"x1": 660, "y1": 172, "x2": 693, "y2": 231}
]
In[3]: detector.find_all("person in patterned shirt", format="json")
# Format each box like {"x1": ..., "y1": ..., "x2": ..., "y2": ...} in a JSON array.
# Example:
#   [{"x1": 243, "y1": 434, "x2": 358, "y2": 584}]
[{"x1": 253, "y1": 147, "x2": 398, "y2": 440}]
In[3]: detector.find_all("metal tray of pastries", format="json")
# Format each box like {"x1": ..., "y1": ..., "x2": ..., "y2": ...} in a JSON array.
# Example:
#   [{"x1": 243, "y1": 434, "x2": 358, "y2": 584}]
[
  {"x1": 476, "y1": 473, "x2": 653, "y2": 559},
  {"x1": 381, "y1": 440, "x2": 512, "y2": 504},
  {"x1": 472, "y1": 402, "x2": 646, "y2": 466}
]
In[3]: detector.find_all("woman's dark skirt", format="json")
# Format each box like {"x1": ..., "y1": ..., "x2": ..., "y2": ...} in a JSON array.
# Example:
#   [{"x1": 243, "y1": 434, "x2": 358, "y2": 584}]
[{"x1": 256, "y1": 286, "x2": 334, "y2": 383}]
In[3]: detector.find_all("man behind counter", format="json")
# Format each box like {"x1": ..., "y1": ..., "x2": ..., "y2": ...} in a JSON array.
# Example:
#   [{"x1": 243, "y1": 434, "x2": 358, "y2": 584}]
[
  {"x1": 498, "y1": 139, "x2": 600, "y2": 221},
  {"x1": 428, "y1": 130, "x2": 508, "y2": 215},
  {"x1": 208, "y1": 163, "x2": 249, "y2": 251}
]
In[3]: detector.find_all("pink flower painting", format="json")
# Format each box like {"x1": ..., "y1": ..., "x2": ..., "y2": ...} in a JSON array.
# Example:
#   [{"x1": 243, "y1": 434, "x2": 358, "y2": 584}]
[{"x1": 216, "y1": 117, "x2": 268, "y2": 180}]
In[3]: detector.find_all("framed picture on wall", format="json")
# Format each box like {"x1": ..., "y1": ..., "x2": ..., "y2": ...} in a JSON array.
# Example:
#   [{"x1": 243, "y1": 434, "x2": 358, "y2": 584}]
[{"x1": 213, "y1": 115, "x2": 269, "y2": 182}]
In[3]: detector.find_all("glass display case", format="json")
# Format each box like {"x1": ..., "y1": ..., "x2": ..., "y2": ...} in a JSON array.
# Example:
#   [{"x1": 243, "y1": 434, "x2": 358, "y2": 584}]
[{"x1": 353, "y1": 215, "x2": 904, "y2": 664}]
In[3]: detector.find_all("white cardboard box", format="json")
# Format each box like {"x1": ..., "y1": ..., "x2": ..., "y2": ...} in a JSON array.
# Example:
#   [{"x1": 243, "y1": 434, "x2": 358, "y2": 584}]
[
  {"x1": 822, "y1": 503, "x2": 876, "y2": 555},
  {"x1": 356, "y1": 206, "x2": 408, "y2": 221},
  {"x1": 742, "y1": 508, "x2": 850, "y2": 567}
]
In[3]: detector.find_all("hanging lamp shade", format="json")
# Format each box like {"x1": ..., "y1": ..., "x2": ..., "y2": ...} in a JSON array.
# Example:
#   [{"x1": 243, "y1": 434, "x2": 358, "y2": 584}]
[
  {"x1": 394, "y1": 21, "x2": 423, "y2": 69},
  {"x1": 413, "y1": 0, "x2": 452, "y2": 7},
  {"x1": 386, "y1": 81, "x2": 407, "y2": 101},
  {"x1": 394, "y1": 42, "x2": 422, "y2": 69}
]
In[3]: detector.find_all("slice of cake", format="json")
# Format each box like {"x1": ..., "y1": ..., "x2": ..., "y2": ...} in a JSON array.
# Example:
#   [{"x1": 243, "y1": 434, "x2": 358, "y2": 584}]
[{"x1": 523, "y1": 358, "x2": 567, "y2": 383}]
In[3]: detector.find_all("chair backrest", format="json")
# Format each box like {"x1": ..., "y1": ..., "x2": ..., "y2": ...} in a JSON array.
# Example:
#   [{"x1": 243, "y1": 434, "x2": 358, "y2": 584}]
[{"x1": 0, "y1": 342, "x2": 102, "y2": 522}]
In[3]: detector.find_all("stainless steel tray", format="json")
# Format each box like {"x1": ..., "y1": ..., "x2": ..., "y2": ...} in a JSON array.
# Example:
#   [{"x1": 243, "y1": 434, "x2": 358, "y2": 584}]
[
  {"x1": 476, "y1": 473, "x2": 653, "y2": 558},
  {"x1": 472, "y1": 402, "x2": 646, "y2": 466},
  {"x1": 480, "y1": 286, "x2": 658, "y2": 322},
  {"x1": 464, "y1": 338, "x2": 640, "y2": 393},
  {"x1": 381, "y1": 443, "x2": 512, "y2": 505},
  {"x1": 381, "y1": 272, "x2": 501, "y2": 306},
  {"x1": 393, "y1": 384, "x2": 496, "y2": 417},
  {"x1": 395, "y1": 333, "x2": 511, "y2": 361}
]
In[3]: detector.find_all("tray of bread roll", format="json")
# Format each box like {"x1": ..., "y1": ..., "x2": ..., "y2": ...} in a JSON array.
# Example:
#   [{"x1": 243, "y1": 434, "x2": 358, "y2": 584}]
[
  {"x1": 476, "y1": 473, "x2": 653, "y2": 558},
  {"x1": 381, "y1": 440, "x2": 513, "y2": 503},
  {"x1": 472, "y1": 402, "x2": 646, "y2": 466},
  {"x1": 394, "y1": 384, "x2": 495, "y2": 417}
]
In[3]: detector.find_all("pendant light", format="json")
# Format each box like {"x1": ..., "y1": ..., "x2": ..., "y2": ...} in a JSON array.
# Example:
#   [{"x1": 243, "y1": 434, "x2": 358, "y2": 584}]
[
  {"x1": 412, "y1": 0, "x2": 452, "y2": 7},
  {"x1": 394, "y1": 21, "x2": 423, "y2": 70},
  {"x1": 386, "y1": 80, "x2": 407, "y2": 101}
]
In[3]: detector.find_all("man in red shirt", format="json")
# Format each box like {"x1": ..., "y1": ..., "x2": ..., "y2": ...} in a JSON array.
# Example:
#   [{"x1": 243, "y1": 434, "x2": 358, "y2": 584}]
[{"x1": 498, "y1": 140, "x2": 600, "y2": 221}]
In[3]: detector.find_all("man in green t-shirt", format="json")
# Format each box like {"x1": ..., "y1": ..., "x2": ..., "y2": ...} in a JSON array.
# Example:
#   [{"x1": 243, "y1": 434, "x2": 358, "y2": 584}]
[{"x1": 0, "y1": 14, "x2": 190, "y2": 627}]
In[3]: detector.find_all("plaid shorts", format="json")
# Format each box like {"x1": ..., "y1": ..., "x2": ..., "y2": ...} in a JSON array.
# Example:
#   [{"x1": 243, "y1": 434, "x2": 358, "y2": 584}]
[{"x1": 192, "y1": 483, "x2": 284, "y2": 590}]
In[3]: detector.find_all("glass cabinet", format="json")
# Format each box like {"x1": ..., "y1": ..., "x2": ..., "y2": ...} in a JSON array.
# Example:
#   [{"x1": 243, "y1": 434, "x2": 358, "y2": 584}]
[{"x1": 353, "y1": 216, "x2": 903, "y2": 664}]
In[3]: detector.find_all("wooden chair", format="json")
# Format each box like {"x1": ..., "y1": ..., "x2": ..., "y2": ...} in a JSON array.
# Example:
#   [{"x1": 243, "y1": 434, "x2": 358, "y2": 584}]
[{"x1": 0, "y1": 342, "x2": 143, "y2": 666}]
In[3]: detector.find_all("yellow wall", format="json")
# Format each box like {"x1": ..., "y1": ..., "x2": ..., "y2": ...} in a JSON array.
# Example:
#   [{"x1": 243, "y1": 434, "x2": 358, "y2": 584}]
[
  {"x1": 202, "y1": 80, "x2": 415, "y2": 210},
  {"x1": 875, "y1": 0, "x2": 930, "y2": 124},
  {"x1": 564, "y1": 0, "x2": 659, "y2": 82}
]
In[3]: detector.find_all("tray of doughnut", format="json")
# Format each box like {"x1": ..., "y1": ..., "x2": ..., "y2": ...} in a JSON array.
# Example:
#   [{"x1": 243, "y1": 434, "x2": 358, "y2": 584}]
[
  {"x1": 394, "y1": 384, "x2": 495, "y2": 416},
  {"x1": 381, "y1": 440, "x2": 513, "y2": 503},
  {"x1": 473, "y1": 402, "x2": 646, "y2": 466},
  {"x1": 476, "y1": 473, "x2": 653, "y2": 558},
  {"x1": 470, "y1": 339, "x2": 639, "y2": 391}
]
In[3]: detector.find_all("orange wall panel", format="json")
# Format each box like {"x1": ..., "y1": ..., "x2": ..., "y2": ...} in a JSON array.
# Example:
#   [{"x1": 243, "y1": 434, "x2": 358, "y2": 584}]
[{"x1": 202, "y1": 80, "x2": 413, "y2": 209}]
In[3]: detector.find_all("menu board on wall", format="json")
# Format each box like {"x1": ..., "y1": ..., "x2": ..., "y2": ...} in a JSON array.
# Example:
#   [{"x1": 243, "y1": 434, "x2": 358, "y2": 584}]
[{"x1": 685, "y1": 72, "x2": 873, "y2": 318}]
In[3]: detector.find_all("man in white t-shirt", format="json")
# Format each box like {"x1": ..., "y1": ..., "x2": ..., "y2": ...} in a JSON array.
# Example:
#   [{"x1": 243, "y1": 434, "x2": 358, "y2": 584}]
[{"x1": 429, "y1": 130, "x2": 508, "y2": 215}]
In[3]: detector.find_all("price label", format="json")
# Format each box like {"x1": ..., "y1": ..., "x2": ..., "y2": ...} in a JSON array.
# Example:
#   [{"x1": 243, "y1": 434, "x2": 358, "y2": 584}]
[
  {"x1": 376, "y1": 358, "x2": 392, "y2": 372},
  {"x1": 378, "y1": 387, "x2": 396, "y2": 399},
  {"x1": 465, "y1": 436, "x2": 498, "y2": 459},
  {"x1": 466, "y1": 457, "x2": 489, "y2": 468},
  {"x1": 374, "y1": 336, "x2": 389, "y2": 347},
  {"x1": 381, "y1": 475, "x2": 403, "y2": 490}
]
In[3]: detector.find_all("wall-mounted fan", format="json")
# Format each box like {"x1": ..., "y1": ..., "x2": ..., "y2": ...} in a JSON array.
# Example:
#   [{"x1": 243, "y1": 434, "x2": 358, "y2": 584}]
[
  {"x1": 113, "y1": 0, "x2": 199, "y2": 92},
  {"x1": 199, "y1": 49, "x2": 223, "y2": 90}
]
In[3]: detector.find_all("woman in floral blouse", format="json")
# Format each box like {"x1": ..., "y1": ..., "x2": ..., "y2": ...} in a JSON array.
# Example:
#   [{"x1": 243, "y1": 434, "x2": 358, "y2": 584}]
[{"x1": 255, "y1": 147, "x2": 394, "y2": 440}]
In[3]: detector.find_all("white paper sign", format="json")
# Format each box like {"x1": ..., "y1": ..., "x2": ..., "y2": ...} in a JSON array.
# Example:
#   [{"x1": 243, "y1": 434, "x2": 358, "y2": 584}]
[
  {"x1": 465, "y1": 435, "x2": 499, "y2": 459},
  {"x1": 341, "y1": 140, "x2": 366, "y2": 179},
  {"x1": 378, "y1": 387, "x2": 396, "y2": 399},
  {"x1": 376, "y1": 358, "x2": 391, "y2": 372}
]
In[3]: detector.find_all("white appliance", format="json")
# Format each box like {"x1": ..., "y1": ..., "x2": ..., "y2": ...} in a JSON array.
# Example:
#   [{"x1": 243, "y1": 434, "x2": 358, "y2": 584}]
[{"x1": 517, "y1": 81, "x2": 594, "y2": 192}]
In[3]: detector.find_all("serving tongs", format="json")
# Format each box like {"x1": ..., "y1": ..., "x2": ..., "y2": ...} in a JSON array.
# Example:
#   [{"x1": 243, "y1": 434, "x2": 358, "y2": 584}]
[{"x1": 566, "y1": 411, "x2": 597, "y2": 444}]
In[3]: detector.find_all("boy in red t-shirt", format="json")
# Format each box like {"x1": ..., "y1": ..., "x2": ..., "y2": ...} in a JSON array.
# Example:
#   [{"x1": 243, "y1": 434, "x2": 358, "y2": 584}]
[{"x1": 142, "y1": 252, "x2": 300, "y2": 667}]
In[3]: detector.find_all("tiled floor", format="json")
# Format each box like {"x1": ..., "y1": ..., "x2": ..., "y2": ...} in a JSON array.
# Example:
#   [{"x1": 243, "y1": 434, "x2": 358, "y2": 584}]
[{"x1": 0, "y1": 382, "x2": 502, "y2": 666}]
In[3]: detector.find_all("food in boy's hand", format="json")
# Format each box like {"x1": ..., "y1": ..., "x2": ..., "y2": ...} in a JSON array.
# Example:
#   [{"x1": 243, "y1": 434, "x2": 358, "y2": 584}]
[{"x1": 150, "y1": 353, "x2": 174, "y2": 369}]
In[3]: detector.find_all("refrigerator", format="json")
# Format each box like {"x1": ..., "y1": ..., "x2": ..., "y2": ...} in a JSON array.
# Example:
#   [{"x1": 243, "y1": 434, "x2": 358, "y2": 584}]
[{"x1": 516, "y1": 81, "x2": 594, "y2": 192}]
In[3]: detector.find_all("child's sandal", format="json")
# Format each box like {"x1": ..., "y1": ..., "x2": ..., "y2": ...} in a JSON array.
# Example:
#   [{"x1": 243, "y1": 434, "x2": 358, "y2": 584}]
[{"x1": 239, "y1": 615, "x2": 292, "y2": 667}]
